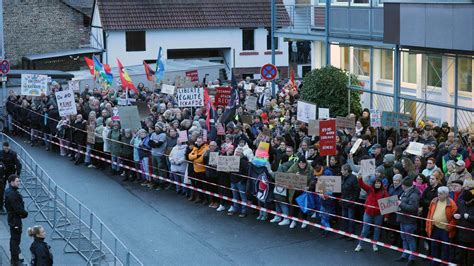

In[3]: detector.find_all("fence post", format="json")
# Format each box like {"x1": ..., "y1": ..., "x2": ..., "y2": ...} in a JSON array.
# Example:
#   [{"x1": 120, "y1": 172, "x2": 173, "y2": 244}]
[
  {"x1": 126, "y1": 251, "x2": 130, "y2": 266},
  {"x1": 53, "y1": 186, "x2": 58, "y2": 230}
]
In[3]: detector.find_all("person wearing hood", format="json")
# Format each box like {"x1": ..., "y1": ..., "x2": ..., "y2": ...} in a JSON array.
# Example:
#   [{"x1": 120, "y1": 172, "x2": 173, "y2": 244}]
[
  {"x1": 287, "y1": 156, "x2": 313, "y2": 229},
  {"x1": 169, "y1": 138, "x2": 188, "y2": 195},
  {"x1": 354, "y1": 175, "x2": 388, "y2": 252},
  {"x1": 453, "y1": 186, "x2": 474, "y2": 266}
]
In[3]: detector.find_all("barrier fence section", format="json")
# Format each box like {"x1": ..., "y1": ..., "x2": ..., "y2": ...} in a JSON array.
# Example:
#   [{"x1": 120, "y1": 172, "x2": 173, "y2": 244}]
[{"x1": 1, "y1": 133, "x2": 143, "y2": 266}]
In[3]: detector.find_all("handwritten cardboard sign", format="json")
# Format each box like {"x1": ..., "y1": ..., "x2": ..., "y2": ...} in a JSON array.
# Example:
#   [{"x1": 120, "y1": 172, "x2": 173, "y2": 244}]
[
  {"x1": 318, "y1": 108, "x2": 330, "y2": 119},
  {"x1": 297, "y1": 100, "x2": 317, "y2": 123},
  {"x1": 360, "y1": 159, "x2": 376, "y2": 177},
  {"x1": 381, "y1": 111, "x2": 410, "y2": 129},
  {"x1": 209, "y1": 152, "x2": 218, "y2": 166},
  {"x1": 56, "y1": 89, "x2": 77, "y2": 117},
  {"x1": 370, "y1": 109, "x2": 382, "y2": 127},
  {"x1": 336, "y1": 116, "x2": 355, "y2": 130},
  {"x1": 378, "y1": 195, "x2": 399, "y2": 215},
  {"x1": 246, "y1": 96, "x2": 258, "y2": 111},
  {"x1": 87, "y1": 125, "x2": 96, "y2": 144},
  {"x1": 241, "y1": 115, "x2": 253, "y2": 125},
  {"x1": 405, "y1": 142, "x2": 424, "y2": 156},
  {"x1": 317, "y1": 176, "x2": 342, "y2": 193},
  {"x1": 161, "y1": 84, "x2": 175, "y2": 95},
  {"x1": 178, "y1": 130, "x2": 188, "y2": 143},
  {"x1": 177, "y1": 87, "x2": 204, "y2": 107},
  {"x1": 275, "y1": 172, "x2": 307, "y2": 191},
  {"x1": 217, "y1": 156, "x2": 240, "y2": 172}
]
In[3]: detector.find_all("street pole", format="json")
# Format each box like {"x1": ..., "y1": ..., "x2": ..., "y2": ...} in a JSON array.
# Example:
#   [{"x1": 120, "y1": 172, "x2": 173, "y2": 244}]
[
  {"x1": 0, "y1": 0, "x2": 6, "y2": 109},
  {"x1": 271, "y1": 0, "x2": 276, "y2": 97}
]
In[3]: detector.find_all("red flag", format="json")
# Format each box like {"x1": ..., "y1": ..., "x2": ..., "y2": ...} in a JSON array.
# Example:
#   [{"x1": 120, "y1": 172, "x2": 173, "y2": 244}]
[
  {"x1": 117, "y1": 59, "x2": 139, "y2": 94},
  {"x1": 143, "y1": 61, "x2": 155, "y2": 81},
  {"x1": 84, "y1": 56, "x2": 95, "y2": 76},
  {"x1": 290, "y1": 66, "x2": 296, "y2": 90}
]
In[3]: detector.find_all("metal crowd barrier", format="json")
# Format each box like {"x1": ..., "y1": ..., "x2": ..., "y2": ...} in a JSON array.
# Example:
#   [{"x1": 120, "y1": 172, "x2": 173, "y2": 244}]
[{"x1": 1, "y1": 134, "x2": 143, "y2": 266}]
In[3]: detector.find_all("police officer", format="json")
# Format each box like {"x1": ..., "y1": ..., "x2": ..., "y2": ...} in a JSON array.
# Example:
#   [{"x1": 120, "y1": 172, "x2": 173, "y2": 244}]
[
  {"x1": 0, "y1": 141, "x2": 22, "y2": 214},
  {"x1": 5, "y1": 174, "x2": 28, "y2": 265},
  {"x1": 28, "y1": 225, "x2": 53, "y2": 266}
]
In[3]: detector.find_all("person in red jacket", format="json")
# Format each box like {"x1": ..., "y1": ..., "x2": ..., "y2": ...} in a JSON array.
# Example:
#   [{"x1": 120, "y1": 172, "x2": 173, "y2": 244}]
[{"x1": 355, "y1": 175, "x2": 388, "y2": 253}]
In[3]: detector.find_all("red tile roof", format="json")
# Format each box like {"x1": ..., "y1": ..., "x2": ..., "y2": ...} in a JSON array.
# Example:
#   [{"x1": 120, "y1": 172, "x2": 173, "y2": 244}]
[{"x1": 97, "y1": 0, "x2": 289, "y2": 31}]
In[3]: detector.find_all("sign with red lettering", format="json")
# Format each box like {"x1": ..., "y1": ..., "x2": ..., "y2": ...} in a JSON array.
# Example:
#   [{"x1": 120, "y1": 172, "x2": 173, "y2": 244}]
[
  {"x1": 378, "y1": 195, "x2": 399, "y2": 215},
  {"x1": 214, "y1": 86, "x2": 232, "y2": 107},
  {"x1": 185, "y1": 70, "x2": 199, "y2": 82},
  {"x1": 319, "y1": 120, "x2": 336, "y2": 156}
]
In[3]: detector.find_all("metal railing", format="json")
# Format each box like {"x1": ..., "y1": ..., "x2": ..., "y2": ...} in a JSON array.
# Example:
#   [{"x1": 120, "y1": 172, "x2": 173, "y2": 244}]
[{"x1": 1, "y1": 134, "x2": 143, "y2": 266}]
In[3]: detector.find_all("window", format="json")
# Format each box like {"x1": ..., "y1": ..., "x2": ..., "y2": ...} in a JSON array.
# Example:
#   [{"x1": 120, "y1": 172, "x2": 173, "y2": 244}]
[
  {"x1": 381, "y1": 49, "x2": 393, "y2": 80},
  {"x1": 402, "y1": 52, "x2": 417, "y2": 84},
  {"x1": 125, "y1": 31, "x2": 146, "y2": 52},
  {"x1": 242, "y1": 29, "x2": 255, "y2": 51},
  {"x1": 341, "y1": 47, "x2": 350, "y2": 71},
  {"x1": 458, "y1": 57, "x2": 472, "y2": 92},
  {"x1": 353, "y1": 48, "x2": 369, "y2": 76},
  {"x1": 266, "y1": 29, "x2": 279, "y2": 50},
  {"x1": 427, "y1": 56, "x2": 442, "y2": 87}
]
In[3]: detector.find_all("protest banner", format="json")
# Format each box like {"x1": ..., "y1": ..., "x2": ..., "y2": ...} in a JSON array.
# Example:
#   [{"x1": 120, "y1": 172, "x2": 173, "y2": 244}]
[
  {"x1": 68, "y1": 80, "x2": 80, "y2": 92},
  {"x1": 319, "y1": 120, "x2": 337, "y2": 156},
  {"x1": 317, "y1": 176, "x2": 342, "y2": 193},
  {"x1": 178, "y1": 130, "x2": 188, "y2": 143},
  {"x1": 161, "y1": 84, "x2": 175, "y2": 95},
  {"x1": 21, "y1": 74, "x2": 48, "y2": 96},
  {"x1": 336, "y1": 116, "x2": 355, "y2": 130},
  {"x1": 87, "y1": 125, "x2": 96, "y2": 145},
  {"x1": 216, "y1": 123, "x2": 225, "y2": 135},
  {"x1": 360, "y1": 159, "x2": 376, "y2": 177},
  {"x1": 241, "y1": 115, "x2": 252, "y2": 125},
  {"x1": 117, "y1": 106, "x2": 141, "y2": 130},
  {"x1": 308, "y1": 119, "x2": 319, "y2": 136},
  {"x1": 246, "y1": 96, "x2": 258, "y2": 111},
  {"x1": 378, "y1": 195, "x2": 400, "y2": 215},
  {"x1": 214, "y1": 86, "x2": 231, "y2": 107},
  {"x1": 55, "y1": 89, "x2": 77, "y2": 117},
  {"x1": 275, "y1": 172, "x2": 308, "y2": 191},
  {"x1": 381, "y1": 111, "x2": 410, "y2": 129},
  {"x1": 217, "y1": 156, "x2": 240, "y2": 172},
  {"x1": 297, "y1": 101, "x2": 317, "y2": 123},
  {"x1": 405, "y1": 142, "x2": 425, "y2": 156},
  {"x1": 370, "y1": 109, "x2": 382, "y2": 127},
  {"x1": 209, "y1": 152, "x2": 218, "y2": 166},
  {"x1": 318, "y1": 108, "x2": 330, "y2": 119},
  {"x1": 177, "y1": 87, "x2": 204, "y2": 107},
  {"x1": 350, "y1": 138, "x2": 363, "y2": 154},
  {"x1": 185, "y1": 70, "x2": 199, "y2": 82}
]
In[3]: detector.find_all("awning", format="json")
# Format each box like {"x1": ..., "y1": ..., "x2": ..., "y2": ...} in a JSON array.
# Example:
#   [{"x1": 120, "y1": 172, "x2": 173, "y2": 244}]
[{"x1": 23, "y1": 47, "x2": 103, "y2": 61}]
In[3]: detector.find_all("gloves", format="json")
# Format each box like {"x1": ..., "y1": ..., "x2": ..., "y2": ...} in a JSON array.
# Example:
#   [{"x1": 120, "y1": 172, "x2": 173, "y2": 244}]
[{"x1": 464, "y1": 213, "x2": 469, "y2": 219}]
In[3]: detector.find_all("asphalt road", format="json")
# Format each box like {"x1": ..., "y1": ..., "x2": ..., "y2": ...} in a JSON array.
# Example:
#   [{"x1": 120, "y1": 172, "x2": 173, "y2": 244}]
[{"x1": 12, "y1": 137, "x2": 414, "y2": 266}]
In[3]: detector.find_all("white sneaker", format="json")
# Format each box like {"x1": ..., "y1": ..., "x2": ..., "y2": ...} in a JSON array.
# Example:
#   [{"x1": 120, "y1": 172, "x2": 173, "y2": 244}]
[
  {"x1": 301, "y1": 222, "x2": 308, "y2": 229},
  {"x1": 289, "y1": 221, "x2": 297, "y2": 229},
  {"x1": 278, "y1": 219, "x2": 290, "y2": 226},
  {"x1": 216, "y1": 205, "x2": 225, "y2": 212},
  {"x1": 355, "y1": 244, "x2": 362, "y2": 252},
  {"x1": 227, "y1": 206, "x2": 235, "y2": 213},
  {"x1": 372, "y1": 244, "x2": 378, "y2": 252},
  {"x1": 311, "y1": 212, "x2": 317, "y2": 219},
  {"x1": 270, "y1": 216, "x2": 282, "y2": 223}
]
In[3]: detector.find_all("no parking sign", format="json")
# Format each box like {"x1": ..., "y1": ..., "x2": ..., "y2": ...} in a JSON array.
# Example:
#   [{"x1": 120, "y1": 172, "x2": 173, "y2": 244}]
[{"x1": 260, "y1": 64, "x2": 278, "y2": 81}]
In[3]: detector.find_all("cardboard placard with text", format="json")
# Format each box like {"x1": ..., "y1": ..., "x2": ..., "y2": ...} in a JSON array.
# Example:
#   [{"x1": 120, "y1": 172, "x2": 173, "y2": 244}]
[
  {"x1": 378, "y1": 195, "x2": 400, "y2": 215},
  {"x1": 317, "y1": 176, "x2": 341, "y2": 193},
  {"x1": 275, "y1": 172, "x2": 308, "y2": 191},
  {"x1": 217, "y1": 156, "x2": 240, "y2": 172}
]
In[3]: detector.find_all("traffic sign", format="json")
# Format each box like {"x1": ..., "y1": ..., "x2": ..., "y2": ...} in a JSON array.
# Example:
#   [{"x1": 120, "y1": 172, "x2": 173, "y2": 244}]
[
  {"x1": 0, "y1": 59, "x2": 9, "y2": 74},
  {"x1": 260, "y1": 64, "x2": 278, "y2": 81}
]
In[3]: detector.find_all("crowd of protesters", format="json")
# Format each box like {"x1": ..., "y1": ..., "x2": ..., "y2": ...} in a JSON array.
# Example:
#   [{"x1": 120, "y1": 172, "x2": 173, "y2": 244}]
[{"x1": 4, "y1": 77, "x2": 474, "y2": 266}]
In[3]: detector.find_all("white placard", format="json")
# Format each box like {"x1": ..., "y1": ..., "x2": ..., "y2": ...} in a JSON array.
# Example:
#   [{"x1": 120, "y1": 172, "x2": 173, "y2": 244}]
[
  {"x1": 370, "y1": 109, "x2": 382, "y2": 127},
  {"x1": 161, "y1": 84, "x2": 175, "y2": 95},
  {"x1": 318, "y1": 108, "x2": 330, "y2": 119},
  {"x1": 117, "y1": 98, "x2": 129, "y2": 106},
  {"x1": 378, "y1": 195, "x2": 400, "y2": 215},
  {"x1": 317, "y1": 176, "x2": 342, "y2": 193},
  {"x1": 21, "y1": 74, "x2": 48, "y2": 96},
  {"x1": 68, "y1": 80, "x2": 80, "y2": 92},
  {"x1": 297, "y1": 100, "x2": 317, "y2": 123},
  {"x1": 177, "y1": 87, "x2": 204, "y2": 107},
  {"x1": 246, "y1": 96, "x2": 258, "y2": 111},
  {"x1": 405, "y1": 142, "x2": 425, "y2": 156},
  {"x1": 350, "y1": 139, "x2": 363, "y2": 154},
  {"x1": 360, "y1": 159, "x2": 376, "y2": 177},
  {"x1": 217, "y1": 156, "x2": 240, "y2": 172},
  {"x1": 55, "y1": 89, "x2": 77, "y2": 117},
  {"x1": 209, "y1": 152, "x2": 218, "y2": 166}
]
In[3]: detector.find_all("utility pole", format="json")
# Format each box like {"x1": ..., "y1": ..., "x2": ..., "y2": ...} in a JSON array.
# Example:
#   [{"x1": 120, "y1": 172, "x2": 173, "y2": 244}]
[{"x1": 271, "y1": 0, "x2": 276, "y2": 97}]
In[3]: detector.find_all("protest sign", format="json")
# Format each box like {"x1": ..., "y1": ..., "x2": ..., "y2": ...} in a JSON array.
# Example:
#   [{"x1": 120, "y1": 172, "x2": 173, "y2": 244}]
[
  {"x1": 318, "y1": 108, "x2": 330, "y2": 119},
  {"x1": 202, "y1": 129, "x2": 207, "y2": 142},
  {"x1": 177, "y1": 87, "x2": 204, "y2": 107},
  {"x1": 255, "y1": 142, "x2": 270, "y2": 159},
  {"x1": 350, "y1": 138, "x2": 362, "y2": 154},
  {"x1": 317, "y1": 176, "x2": 341, "y2": 193},
  {"x1": 378, "y1": 195, "x2": 400, "y2": 215},
  {"x1": 117, "y1": 106, "x2": 141, "y2": 130},
  {"x1": 185, "y1": 70, "x2": 199, "y2": 82},
  {"x1": 246, "y1": 96, "x2": 258, "y2": 111},
  {"x1": 209, "y1": 152, "x2": 218, "y2": 166},
  {"x1": 55, "y1": 89, "x2": 77, "y2": 117},
  {"x1": 87, "y1": 125, "x2": 96, "y2": 144},
  {"x1": 381, "y1": 112, "x2": 410, "y2": 129},
  {"x1": 319, "y1": 120, "x2": 337, "y2": 156},
  {"x1": 360, "y1": 159, "x2": 376, "y2": 177},
  {"x1": 214, "y1": 86, "x2": 231, "y2": 107},
  {"x1": 216, "y1": 123, "x2": 225, "y2": 135},
  {"x1": 336, "y1": 116, "x2": 355, "y2": 130},
  {"x1": 178, "y1": 130, "x2": 188, "y2": 143},
  {"x1": 275, "y1": 172, "x2": 308, "y2": 191},
  {"x1": 137, "y1": 102, "x2": 149, "y2": 119},
  {"x1": 217, "y1": 156, "x2": 240, "y2": 172},
  {"x1": 161, "y1": 84, "x2": 175, "y2": 95},
  {"x1": 370, "y1": 109, "x2": 382, "y2": 127},
  {"x1": 405, "y1": 142, "x2": 424, "y2": 156},
  {"x1": 117, "y1": 98, "x2": 129, "y2": 106},
  {"x1": 68, "y1": 80, "x2": 80, "y2": 92},
  {"x1": 297, "y1": 101, "x2": 317, "y2": 123},
  {"x1": 21, "y1": 74, "x2": 48, "y2": 96},
  {"x1": 241, "y1": 115, "x2": 252, "y2": 125},
  {"x1": 308, "y1": 120, "x2": 319, "y2": 136}
]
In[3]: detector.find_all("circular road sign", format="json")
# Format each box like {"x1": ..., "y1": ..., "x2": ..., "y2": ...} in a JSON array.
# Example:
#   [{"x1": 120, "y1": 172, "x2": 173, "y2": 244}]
[
  {"x1": 260, "y1": 63, "x2": 278, "y2": 81},
  {"x1": 0, "y1": 60, "x2": 10, "y2": 75}
]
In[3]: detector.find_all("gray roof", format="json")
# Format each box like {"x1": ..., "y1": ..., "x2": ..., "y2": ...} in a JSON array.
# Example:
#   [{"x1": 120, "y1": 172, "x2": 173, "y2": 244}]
[{"x1": 23, "y1": 47, "x2": 104, "y2": 61}]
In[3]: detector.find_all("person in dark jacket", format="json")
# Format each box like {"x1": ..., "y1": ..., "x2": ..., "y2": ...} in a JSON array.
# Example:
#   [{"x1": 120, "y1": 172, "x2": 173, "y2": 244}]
[
  {"x1": 228, "y1": 148, "x2": 249, "y2": 218},
  {"x1": 341, "y1": 164, "x2": 360, "y2": 236},
  {"x1": 387, "y1": 174, "x2": 403, "y2": 246},
  {"x1": 453, "y1": 188, "x2": 474, "y2": 266},
  {"x1": 28, "y1": 225, "x2": 53, "y2": 266},
  {"x1": 396, "y1": 177, "x2": 420, "y2": 265},
  {"x1": 5, "y1": 175, "x2": 28, "y2": 265},
  {"x1": 0, "y1": 142, "x2": 22, "y2": 214},
  {"x1": 72, "y1": 114, "x2": 87, "y2": 165}
]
